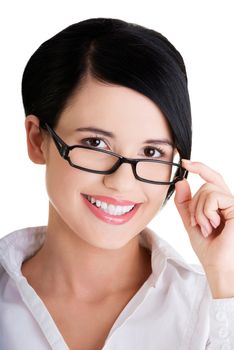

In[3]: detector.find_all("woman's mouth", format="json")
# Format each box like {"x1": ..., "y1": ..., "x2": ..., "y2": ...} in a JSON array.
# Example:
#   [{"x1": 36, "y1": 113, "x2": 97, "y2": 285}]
[
  {"x1": 84, "y1": 194, "x2": 135, "y2": 215},
  {"x1": 81, "y1": 194, "x2": 141, "y2": 225}
]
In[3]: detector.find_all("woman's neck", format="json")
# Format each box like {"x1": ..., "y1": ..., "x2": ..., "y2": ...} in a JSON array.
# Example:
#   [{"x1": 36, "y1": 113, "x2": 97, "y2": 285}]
[{"x1": 21, "y1": 214, "x2": 152, "y2": 302}]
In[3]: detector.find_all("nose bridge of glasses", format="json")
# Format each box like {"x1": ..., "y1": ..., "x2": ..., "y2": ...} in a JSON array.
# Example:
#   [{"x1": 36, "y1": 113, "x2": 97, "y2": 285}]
[{"x1": 109, "y1": 154, "x2": 137, "y2": 176}]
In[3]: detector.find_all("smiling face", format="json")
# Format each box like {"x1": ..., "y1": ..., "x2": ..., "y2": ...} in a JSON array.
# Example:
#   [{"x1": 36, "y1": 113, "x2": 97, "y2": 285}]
[{"x1": 37, "y1": 75, "x2": 178, "y2": 249}]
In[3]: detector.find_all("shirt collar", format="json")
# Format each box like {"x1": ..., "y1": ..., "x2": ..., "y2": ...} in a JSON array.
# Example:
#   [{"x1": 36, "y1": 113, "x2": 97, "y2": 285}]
[
  {"x1": 140, "y1": 226, "x2": 205, "y2": 286},
  {"x1": 0, "y1": 225, "x2": 205, "y2": 286},
  {"x1": 0, "y1": 226, "x2": 47, "y2": 280}
]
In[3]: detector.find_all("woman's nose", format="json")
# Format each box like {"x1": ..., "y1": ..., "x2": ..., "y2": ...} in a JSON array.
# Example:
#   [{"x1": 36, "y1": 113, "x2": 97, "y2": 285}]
[{"x1": 103, "y1": 162, "x2": 138, "y2": 192}]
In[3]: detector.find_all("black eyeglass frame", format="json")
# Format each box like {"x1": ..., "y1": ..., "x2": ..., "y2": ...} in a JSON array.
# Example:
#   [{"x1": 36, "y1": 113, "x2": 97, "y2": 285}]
[{"x1": 40, "y1": 122, "x2": 189, "y2": 185}]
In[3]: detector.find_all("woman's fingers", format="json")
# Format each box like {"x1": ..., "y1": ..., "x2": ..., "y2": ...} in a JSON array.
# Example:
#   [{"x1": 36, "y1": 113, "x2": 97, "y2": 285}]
[
  {"x1": 181, "y1": 159, "x2": 232, "y2": 237},
  {"x1": 182, "y1": 160, "x2": 232, "y2": 195},
  {"x1": 192, "y1": 191, "x2": 217, "y2": 237}
]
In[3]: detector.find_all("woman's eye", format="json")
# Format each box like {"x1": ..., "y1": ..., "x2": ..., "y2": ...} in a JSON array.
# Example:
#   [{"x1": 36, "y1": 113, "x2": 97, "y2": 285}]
[
  {"x1": 81, "y1": 137, "x2": 107, "y2": 149},
  {"x1": 80, "y1": 139, "x2": 166, "y2": 158},
  {"x1": 143, "y1": 146, "x2": 165, "y2": 158}
]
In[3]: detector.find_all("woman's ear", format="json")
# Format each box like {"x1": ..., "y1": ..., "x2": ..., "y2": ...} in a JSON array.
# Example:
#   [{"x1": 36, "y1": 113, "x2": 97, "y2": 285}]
[{"x1": 24, "y1": 115, "x2": 49, "y2": 164}]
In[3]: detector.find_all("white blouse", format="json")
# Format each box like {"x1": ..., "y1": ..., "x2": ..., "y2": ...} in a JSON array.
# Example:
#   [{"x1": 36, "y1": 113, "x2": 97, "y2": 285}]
[{"x1": 0, "y1": 226, "x2": 234, "y2": 350}]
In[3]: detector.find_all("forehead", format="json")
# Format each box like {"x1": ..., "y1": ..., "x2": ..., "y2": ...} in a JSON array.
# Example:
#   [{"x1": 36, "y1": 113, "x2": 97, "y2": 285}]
[{"x1": 59, "y1": 77, "x2": 173, "y2": 141}]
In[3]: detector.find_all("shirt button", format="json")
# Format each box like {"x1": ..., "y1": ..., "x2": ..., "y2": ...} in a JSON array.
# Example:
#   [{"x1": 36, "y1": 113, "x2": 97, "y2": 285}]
[
  {"x1": 216, "y1": 311, "x2": 226, "y2": 322},
  {"x1": 218, "y1": 327, "x2": 228, "y2": 338}
]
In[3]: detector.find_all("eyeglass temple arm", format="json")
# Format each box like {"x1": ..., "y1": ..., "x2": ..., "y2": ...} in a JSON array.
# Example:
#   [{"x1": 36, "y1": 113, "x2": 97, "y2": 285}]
[
  {"x1": 40, "y1": 122, "x2": 69, "y2": 158},
  {"x1": 176, "y1": 168, "x2": 189, "y2": 182},
  {"x1": 171, "y1": 156, "x2": 189, "y2": 184}
]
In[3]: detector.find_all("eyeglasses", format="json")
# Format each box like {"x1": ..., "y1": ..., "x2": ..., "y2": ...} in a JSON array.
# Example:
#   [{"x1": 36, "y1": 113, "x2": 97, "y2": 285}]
[{"x1": 40, "y1": 122, "x2": 188, "y2": 185}]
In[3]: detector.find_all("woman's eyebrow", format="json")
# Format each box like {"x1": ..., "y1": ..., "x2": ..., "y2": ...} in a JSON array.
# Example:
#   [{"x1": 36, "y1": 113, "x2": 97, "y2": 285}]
[{"x1": 75, "y1": 127, "x2": 174, "y2": 148}]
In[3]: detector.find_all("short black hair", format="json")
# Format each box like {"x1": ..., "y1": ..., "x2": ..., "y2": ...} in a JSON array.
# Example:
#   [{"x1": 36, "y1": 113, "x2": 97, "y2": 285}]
[{"x1": 21, "y1": 17, "x2": 191, "y2": 206}]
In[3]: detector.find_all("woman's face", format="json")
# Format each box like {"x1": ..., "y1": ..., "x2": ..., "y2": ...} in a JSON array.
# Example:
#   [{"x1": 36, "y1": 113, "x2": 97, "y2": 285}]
[{"x1": 41, "y1": 76, "x2": 177, "y2": 249}]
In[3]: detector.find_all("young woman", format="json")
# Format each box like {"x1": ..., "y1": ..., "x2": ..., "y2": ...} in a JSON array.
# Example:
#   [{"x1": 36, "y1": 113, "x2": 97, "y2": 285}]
[{"x1": 0, "y1": 17, "x2": 234, "y2": 350}]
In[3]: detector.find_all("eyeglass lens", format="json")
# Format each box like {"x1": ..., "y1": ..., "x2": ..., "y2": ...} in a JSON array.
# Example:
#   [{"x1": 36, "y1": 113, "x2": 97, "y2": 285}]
[{"x1": 68, "y1": 147, "x2": 179, "y2": 183}]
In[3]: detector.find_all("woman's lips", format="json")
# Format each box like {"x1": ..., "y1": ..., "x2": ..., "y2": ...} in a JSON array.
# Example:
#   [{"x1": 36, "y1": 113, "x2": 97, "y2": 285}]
[
  {"x1": 81, "y1": 194, "x2": 141, "y2": 225},
  {"x1": 82, "y1": 193, "x2": 139, "y2": 206}
]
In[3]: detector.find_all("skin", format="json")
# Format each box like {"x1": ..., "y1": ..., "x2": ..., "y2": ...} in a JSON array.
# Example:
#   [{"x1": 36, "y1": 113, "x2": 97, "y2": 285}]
[
  {"x1": 22, "y1": 75, "x2": 177, "y2": 302},
  {"x1": 174, "y1": 160, "x2": 234, "y2": 298}
]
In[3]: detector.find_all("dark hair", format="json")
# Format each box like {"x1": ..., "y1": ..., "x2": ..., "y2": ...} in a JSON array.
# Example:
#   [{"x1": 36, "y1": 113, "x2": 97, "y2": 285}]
[{"x1": 21, "y1": 17, "x2": 191, "y2": 206}]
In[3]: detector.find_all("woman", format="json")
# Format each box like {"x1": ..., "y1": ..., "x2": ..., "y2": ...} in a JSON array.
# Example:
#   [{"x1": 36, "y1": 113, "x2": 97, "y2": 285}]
[{"x1": 0, "y1": 17, "x2": 234, "y2": 350}]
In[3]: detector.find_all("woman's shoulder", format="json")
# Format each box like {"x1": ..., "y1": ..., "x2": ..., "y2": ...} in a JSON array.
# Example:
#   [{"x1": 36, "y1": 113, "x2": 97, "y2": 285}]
[
  {"x1": 0, "y1": 226, "x2": 48, "y2": 344},
  {"x1": 0, "y1": 226, "x2": 46, "y2": 257},
  {"x1": 0, "y1": 226, "x2": 47, "y2": 286}
]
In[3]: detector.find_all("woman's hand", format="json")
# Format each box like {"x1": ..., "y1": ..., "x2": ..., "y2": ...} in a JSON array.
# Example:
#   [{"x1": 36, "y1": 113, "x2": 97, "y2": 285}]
[{"x1": 174, "y1": 159, "x2": 234, "y2": 298}]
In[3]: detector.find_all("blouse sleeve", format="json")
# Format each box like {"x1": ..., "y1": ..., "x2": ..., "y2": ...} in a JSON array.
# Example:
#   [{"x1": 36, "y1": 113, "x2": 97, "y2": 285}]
[{"x1": 206, "y1": 298, "x2": 234, "y2": 349}]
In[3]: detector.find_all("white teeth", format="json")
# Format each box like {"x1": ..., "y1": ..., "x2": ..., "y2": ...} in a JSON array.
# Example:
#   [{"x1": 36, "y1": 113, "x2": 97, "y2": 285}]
[
  {"x1": 101, "y1": 202, "x2": 108, "y2": 210},
  {"x1": 85, "y1": 195, "x2": 135, "y2": 216},
  {"x1": 108, "y1": 204, "x2": 115, "y2": 215},
  {"x1": 95, "y1": 200, "x2": 101, "y2": 207}
]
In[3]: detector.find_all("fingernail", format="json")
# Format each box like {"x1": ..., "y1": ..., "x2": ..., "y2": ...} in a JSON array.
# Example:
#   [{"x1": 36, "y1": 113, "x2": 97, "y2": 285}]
[
  {"x1": 210, "y1": 220, "x2": 218, "y2": 229},
  {"x1": 190, "y1": 216, "x2": 197, "y2": 227},
  {"x1": 201, "y1": 225, "x2": 209, "y2": 238},
  {"x1": 182, "y1": 159, "x2": 192, "y2": 165}
]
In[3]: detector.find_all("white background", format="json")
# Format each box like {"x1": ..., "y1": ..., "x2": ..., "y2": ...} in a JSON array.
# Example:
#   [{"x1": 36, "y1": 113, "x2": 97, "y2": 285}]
[{"x1": 0, "y1": 0, "x2": 233, "y2": 265}]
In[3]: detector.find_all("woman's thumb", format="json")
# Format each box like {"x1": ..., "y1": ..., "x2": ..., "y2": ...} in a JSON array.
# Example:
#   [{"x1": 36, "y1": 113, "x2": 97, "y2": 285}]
[{"x1": 174, "y1": 179, "x2": 192, "y2": 228}]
